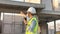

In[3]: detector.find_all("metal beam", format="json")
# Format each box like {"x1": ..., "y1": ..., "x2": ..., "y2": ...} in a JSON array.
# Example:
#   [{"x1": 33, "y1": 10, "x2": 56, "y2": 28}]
[
  {"x1": 38, "y1": 10, "x2": 60, "y2": 22},
  {"x1": 0, "y1": 0, "x2": 45, "y2": 9},
  {"x1": 54, "y1": 20, "x2": 56, "y2": 34},
  {"x1": 40, "y1": 10, "x2": 60, "y2": 15}
]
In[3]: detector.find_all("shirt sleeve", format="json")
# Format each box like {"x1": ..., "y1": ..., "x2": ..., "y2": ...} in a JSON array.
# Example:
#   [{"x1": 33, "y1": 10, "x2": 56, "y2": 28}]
[{"x1": 28, "y1": 20, "x2": 36, "y2": 32}]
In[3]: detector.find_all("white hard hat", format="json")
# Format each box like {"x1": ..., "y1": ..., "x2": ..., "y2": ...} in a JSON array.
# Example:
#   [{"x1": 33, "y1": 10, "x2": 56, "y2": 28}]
[{"x1": 27, "y1": 7, "x2": 36, "y2": 14}]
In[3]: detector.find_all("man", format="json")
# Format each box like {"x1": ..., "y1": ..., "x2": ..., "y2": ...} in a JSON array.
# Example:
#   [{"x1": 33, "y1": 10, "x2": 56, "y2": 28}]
[{"x1": 24, "y1": 7, "x2": 38, "y2": 34}]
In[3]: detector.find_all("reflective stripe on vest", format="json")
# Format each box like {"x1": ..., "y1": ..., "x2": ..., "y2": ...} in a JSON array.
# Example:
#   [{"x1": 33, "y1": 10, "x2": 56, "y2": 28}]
[{"x1": 26, "y1": 17, "x2": 38, "y2": 34}]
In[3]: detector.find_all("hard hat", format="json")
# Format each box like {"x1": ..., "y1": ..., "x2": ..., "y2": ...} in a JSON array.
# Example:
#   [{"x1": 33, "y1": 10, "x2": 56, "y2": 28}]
[{"x1": 27, "y1": 7, "x2": 36, "y2": 14}]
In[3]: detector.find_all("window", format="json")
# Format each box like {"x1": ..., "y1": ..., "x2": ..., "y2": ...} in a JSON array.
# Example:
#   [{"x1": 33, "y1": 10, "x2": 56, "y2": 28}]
[
  {"x1": 47, "y1": 21, "x2": 54, "y2": 34},
  {"x1": 11, "y1": 0, "x2": 41, "y2": 4},
  {"x1": 53, "y1": 0, "x2": 60, "y2": 11},
  {"x1": 25, "y1": 0, "x2": 40, "y2": 4},
  {"x1": 47, "y1": 20, "x2": 60, "y2": 34},
  {"x1": 11, "y1": 0, "x2": 25, "y2": 2},
  {"x1": 56, "y1": 20, "x2": 60, "y2": 34}
]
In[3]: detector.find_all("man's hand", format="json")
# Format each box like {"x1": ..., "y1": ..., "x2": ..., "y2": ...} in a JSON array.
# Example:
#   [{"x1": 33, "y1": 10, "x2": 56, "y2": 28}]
[
  {"x1": 20, "y1": 11, "x2": 26, "y2": 17},
  {"x1": 20, "y1": 11, "x2": 27, "y2": 25},
  {"x1": 24, "y1": 18, "x2": 27, "y2": 25}
]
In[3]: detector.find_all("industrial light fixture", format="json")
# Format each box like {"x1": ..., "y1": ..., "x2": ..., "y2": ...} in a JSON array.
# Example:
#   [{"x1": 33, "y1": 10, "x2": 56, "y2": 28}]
[{"x1": 1, "y1": 12, "x2": 3, "y2": 20}]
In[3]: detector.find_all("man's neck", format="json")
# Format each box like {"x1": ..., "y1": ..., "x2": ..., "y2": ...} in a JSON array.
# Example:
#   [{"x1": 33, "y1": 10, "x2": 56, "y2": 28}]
[{"x1": 30, "y1": 15, "x2": 33, "y2": 19}]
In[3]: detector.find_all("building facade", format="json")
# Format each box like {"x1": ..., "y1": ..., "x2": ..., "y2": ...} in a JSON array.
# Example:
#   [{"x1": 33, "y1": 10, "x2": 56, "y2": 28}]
[{"x1": 0, "y1": 0, "x2": 60, "y2": 34}]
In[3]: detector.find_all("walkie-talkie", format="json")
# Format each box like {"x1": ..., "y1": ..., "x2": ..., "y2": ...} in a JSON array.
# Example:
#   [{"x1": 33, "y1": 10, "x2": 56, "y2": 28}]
[{"x1": 24, "y1": 17, "x2": 27, "y2": 20}]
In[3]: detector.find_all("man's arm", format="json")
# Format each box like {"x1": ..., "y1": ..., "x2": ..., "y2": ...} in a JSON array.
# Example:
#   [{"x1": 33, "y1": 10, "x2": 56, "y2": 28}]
[{"x1": 20, "y1": 11, "x2": 27, "y2": 25}]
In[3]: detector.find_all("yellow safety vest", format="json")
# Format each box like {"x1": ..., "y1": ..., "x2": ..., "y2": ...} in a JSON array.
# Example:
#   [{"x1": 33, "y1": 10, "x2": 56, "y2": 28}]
[{"x1": 26, "y1": 17, "x2": 38, "y2": 34}]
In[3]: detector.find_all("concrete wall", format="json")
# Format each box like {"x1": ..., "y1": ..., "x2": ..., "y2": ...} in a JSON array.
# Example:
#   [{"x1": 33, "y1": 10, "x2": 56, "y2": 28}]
[
  {"x1": 0, "y1": 20, "x2": 2, "y2": 34},
  {"x1": 40, "y1": 23, "x2": 48, "y2": 34},
  {"x1": 42, "y1": 0, "x2": 53, "y2": 10}
]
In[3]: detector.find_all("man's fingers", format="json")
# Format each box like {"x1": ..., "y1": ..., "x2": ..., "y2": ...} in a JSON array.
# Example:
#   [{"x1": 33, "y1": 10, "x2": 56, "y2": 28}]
[{"x1": 20, "y1": 11, "x2": 26, "y2": 17}]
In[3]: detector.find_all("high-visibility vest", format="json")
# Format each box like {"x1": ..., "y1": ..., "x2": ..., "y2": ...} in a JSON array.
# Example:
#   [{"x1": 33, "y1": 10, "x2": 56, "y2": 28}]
[{"x1": 26, "y1": 17, "x2": 38, "y2": 34}]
